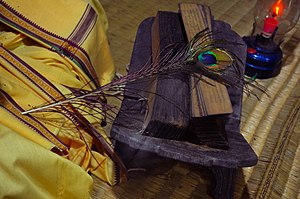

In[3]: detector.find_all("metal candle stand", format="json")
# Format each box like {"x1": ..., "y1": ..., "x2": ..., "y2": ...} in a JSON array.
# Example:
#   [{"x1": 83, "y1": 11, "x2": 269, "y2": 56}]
[{"x1": 243, "y1": 34, "x2": 283, "y2": 79}]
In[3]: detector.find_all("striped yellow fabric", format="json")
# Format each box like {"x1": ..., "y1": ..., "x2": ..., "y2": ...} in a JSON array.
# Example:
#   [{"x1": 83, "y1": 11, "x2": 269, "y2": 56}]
[{"x1": 0, "y1": 0, "x2": 118, "y2": 198}]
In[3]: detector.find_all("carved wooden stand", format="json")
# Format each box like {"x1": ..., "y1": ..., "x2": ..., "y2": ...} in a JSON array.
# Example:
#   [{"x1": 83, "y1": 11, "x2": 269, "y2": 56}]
[{"x1": 111, "y1": 13, "x2": 257, "y2": 199}]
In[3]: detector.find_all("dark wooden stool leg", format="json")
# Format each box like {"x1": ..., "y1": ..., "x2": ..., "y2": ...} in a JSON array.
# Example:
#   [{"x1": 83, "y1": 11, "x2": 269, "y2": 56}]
[{"x1": 209, "y1": 166, "x2": 236, "y2": 199}]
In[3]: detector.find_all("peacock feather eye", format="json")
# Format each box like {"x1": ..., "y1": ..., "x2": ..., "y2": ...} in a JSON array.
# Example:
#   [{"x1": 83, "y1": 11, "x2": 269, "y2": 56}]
[
  {"x1": 193, "y1": 49, "x2": 233, "y2": 71},
  {"x1": 197, "y1": 51, "x2": 217, "y2": 66}
]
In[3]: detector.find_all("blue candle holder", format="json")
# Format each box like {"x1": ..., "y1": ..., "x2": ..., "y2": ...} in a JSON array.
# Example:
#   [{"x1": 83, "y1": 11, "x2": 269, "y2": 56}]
[{"x1": 243, "y1": 35, "x2": 283, "y2": 79}]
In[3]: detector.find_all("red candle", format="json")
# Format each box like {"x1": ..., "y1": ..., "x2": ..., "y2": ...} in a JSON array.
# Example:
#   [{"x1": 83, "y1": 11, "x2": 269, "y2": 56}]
[{"x1": 263, "y1": 17, "x2": 278, "y2": 36}]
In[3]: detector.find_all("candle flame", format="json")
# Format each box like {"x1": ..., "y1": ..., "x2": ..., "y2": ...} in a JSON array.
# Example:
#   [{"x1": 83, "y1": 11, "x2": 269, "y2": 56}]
[
  {"x1": 272, "y1": 0, "x2": 283, "y2": 17},
  {"x1": 275, "y1": 6, "x2": 280, "y2": 15}
]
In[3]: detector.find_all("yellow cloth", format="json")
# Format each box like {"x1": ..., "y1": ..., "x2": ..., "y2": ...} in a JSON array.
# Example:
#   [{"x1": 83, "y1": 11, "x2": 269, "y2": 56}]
[
  {"x1": 1, "y1": 0, "x2": 115, "y2": 86},
  {"x1": 0, "y1": 0, "x2": 119, "y2": 198},
  {"x1": 0, "y1": 125, "x2": 93, "y2": 199}
]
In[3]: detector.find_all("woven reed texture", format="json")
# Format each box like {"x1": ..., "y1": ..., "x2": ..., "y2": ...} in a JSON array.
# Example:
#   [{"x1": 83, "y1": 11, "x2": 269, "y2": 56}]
[{"x1": 93, "y1": 0, "x2": 300, "y2": 198}]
